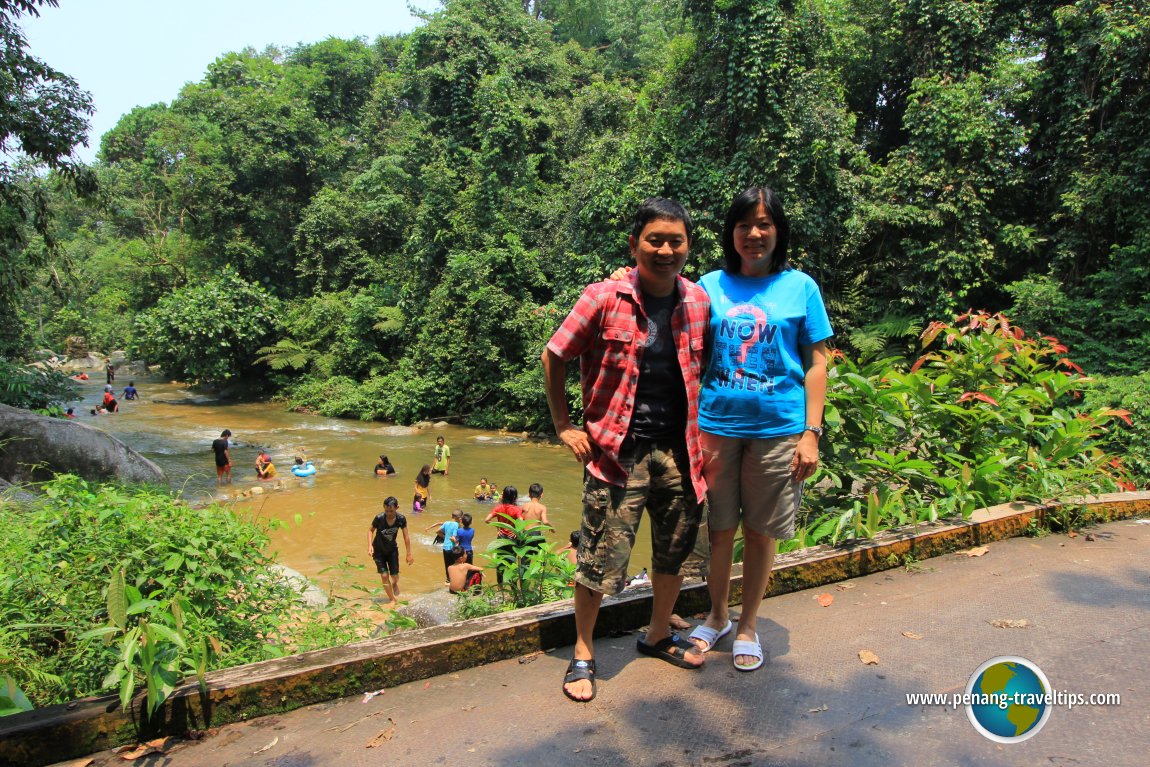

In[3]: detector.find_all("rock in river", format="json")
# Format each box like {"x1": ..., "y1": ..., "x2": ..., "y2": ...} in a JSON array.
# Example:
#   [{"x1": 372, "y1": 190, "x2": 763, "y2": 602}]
[{"x1": 0, "y1": 403, "x2": 166, "y2": 486}]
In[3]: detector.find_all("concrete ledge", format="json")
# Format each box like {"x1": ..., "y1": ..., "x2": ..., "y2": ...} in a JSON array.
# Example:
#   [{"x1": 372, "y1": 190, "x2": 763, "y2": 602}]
[{"x1": 3, "y1": 491, "x2": 1148, "y2": 766}]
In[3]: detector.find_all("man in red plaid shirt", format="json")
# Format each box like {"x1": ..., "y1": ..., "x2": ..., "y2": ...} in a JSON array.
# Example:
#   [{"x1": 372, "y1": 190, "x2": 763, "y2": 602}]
[{"x1": 543, "y1": 198, "x2": 711, "y2": 702}]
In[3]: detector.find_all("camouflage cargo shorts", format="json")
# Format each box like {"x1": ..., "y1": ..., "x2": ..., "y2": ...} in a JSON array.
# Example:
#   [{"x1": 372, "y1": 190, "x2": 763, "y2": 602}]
[{"x1": 575, "y1": 437, "x2": 709, "y2": 596}]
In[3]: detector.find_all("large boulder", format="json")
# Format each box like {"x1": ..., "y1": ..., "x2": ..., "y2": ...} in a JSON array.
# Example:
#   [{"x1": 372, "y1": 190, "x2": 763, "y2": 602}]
[
  {"x1": 60, "y1": 354, "x2": 105, "y2": 372},
  {"x1": 0, "y1": 404, "x2": 166, "y2": 486}
]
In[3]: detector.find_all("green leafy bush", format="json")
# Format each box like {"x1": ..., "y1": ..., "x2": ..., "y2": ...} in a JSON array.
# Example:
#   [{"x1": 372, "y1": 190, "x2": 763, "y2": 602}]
[
  {"x1": 0, "y1": 476, "x2": 392, "y2": 711},
  {"x1": 482, "y1": 518, "x2": 575, "y2": 610},
  {"x1": 0, "y1": 358, "x2": 79, "y2": 412},
  {"x1": 789, "y1": 312, "x2": 1130, "y2": 549},
  {"x1": 132, "y1": 268, "x2": 280, "y2": 383},
  {"x1": 1083, "y1": 373, "x2": 1150, "y2": 488}
]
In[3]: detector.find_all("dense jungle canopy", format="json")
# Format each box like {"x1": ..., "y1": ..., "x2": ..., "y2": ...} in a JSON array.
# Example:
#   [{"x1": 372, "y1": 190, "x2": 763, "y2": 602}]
[{"x1": 2, "y1": 0, "x2": 1148, "y2": 430}]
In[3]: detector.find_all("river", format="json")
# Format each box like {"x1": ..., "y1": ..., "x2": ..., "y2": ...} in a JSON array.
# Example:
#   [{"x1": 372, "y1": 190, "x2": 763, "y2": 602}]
[{"x1": 74, "y1": 376, "x2": 656, "y2": 599}]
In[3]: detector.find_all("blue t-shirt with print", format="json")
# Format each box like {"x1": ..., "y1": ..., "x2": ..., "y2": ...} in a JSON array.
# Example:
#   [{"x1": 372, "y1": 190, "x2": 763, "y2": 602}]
[
  {"x1": 698, "y1": 269, "x2": 833, "y2": 438},
  {"x1": 441, "y1": 520, "x2": 460, "y2": 551}
]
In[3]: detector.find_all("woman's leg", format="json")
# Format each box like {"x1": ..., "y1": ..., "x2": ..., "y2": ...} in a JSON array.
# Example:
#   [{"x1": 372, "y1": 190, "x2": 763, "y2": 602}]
[
  {"x1": 734, "y1": 527, "x2": 776, "y2": 665},
  {"x1": 693, "y1": 433, "x2": 744, "y2": 645}
]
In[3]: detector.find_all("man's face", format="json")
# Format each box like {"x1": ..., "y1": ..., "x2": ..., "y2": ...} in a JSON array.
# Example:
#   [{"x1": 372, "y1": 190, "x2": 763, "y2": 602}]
[
  {"x1": 437, "y1": 437, "x2": 444, "y2": 446},
  {"x1": 628, "y1": 217, "x2": 689, "y2": 295}
]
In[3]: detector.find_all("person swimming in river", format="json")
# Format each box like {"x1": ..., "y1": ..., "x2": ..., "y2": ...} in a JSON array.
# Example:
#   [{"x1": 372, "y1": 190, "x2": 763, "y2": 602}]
[
  {"x1": 121, "y1": 382, "x2": 138, "y2": 401},
  {"x1": 291, "y1": 457, "x2": 317, "y2": 477},
  {"x1": 374, "y1": 454, "x2": 396, "y2": 476},
  {"x1": 473, "y1": 477, "x2": 495, "y2": 501},
  {"x1": 256, "y1": 451, "x2": 276, "y2": 480}
]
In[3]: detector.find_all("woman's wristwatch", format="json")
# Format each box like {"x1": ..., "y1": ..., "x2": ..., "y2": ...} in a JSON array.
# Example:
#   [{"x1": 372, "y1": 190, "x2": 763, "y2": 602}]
[{"x1": 803, "y1": 425, "x2": 824, "y2": 438}]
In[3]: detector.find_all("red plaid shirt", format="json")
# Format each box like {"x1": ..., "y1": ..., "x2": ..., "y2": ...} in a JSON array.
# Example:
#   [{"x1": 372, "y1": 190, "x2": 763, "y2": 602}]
[{"x1": 546, "y1": 270, "x2": 709, "y2": 499}]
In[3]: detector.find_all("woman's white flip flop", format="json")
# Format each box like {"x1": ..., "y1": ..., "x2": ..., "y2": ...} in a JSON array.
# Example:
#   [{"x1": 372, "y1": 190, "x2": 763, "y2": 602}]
[
  {"x1": 732, "y1": 633, "x2": 764, "y2": 671},
  {"x1": 688, "y1": 619, "x2": 733, "y2": 653}
]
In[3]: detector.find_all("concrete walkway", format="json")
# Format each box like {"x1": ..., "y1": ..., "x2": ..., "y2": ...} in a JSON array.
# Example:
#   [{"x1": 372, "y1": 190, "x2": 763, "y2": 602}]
[{"x1": 71, "y1": 518, "x2": 1149, "y2": 767}]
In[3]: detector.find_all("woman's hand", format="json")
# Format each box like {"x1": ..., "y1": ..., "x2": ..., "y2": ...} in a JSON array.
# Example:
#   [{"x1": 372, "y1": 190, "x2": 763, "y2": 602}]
[{"x1": 790, "y1": 432, "x2": 820, "y2": 482}]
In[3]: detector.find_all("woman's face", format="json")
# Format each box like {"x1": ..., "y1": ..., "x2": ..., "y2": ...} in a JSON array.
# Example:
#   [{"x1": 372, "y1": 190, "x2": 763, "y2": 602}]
[{"x1": 732, "y1": 202, "x2": 777, "y2": 277}]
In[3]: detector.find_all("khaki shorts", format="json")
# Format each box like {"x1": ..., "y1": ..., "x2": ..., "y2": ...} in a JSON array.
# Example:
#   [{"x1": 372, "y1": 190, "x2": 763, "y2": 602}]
[
  {"x1": 575, "y1": 438, "x2": 708, "y2": 596},
  {"x1": 702, "y1": 432, "x2": 801, "y2": 540}
]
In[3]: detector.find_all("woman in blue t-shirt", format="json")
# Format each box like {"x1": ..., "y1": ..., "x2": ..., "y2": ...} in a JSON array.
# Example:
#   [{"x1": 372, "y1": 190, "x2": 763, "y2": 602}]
[{"x1": 687, "y1": 187, "x2": 833, "y2": 672}]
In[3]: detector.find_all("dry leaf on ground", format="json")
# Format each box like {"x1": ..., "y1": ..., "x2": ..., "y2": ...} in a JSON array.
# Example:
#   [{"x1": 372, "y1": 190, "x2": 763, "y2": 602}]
[
  {"x1": 902, "y1": 631, "x2": 924, "y2": 640},
  {"x1": 808, "y1": 704, "x2": 829, "y2": 713},
  {"x1": 835, "y1": 582, "x2": 857, "y2": 591},
  {"x1": 252, "y1": 737, "x2": 278, "y2": 755},
  {"x1": 1067, "y1": 530, "x2": 1078, "y2": 538},
  {"x1": 422, "y1": 681, "x2": 431, "y2": 690},
  {"x1": 989, "y1": 618, "x2": 1031, "y2": 629},
  {"x1": 817, "y1": 593, "x2": 834, "y2": 607},
  {"x1": 52, "y1": 759, "x2": 94, "y2": 767},
  {"x1": 961, "y1": 546, "x2": 989, "y2": 557},
  {"x1": 119, "y1": 737, "x2": 179, "y2": 760},
  {"x1": 858, "y1": 649, "x2": 880, "y2": 665},
  {"x1": 518, "y1": 652, "x2": 540, "y2": 664},
  {"x1": 366, "y1": 719, "x2": 397, "y2": 748}
]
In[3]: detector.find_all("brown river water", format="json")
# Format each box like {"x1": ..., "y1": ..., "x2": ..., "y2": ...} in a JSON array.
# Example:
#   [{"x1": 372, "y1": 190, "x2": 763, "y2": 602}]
[{"x1": 74, "y1": 377, "x2": 657, "y2": 599}]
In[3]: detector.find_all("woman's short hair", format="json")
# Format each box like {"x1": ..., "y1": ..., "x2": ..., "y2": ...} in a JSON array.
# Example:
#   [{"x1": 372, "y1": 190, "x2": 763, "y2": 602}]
[
  {"x1": 501, "y1": 485, "x2": 519, "y2": 505},
  {"x1": 720, "y1": 186, "x2": 790, "y2": 274}
]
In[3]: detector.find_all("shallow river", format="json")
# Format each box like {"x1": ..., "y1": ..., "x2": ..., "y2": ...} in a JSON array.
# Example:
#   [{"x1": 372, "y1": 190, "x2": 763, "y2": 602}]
[{"x1": 74, "y1": 377, "x2": 655, "y2": 598}]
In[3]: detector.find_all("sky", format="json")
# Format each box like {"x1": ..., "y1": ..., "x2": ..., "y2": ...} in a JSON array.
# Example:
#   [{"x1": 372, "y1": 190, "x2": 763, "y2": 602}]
[{"x1": 22, "y1": 1, "x2": 435, "y2": 164}]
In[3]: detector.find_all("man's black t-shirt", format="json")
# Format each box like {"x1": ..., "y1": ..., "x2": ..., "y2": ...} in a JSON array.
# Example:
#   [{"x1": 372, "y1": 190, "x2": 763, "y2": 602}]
[
  {"x1": 629, "y1": 291, "x2": 687, "y2": 440},
  {"x1": 372, "y1": 512, "x2": 407, "y2": 554},
  {"x1": 211, "y1": 437, "x2": 230, "y2": 467}
]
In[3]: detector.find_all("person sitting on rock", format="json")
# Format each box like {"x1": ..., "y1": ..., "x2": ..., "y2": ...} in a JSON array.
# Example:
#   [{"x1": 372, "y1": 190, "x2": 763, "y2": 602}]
[{"x1": 447, "y1": 547, "x2": 484, "y2": 595}]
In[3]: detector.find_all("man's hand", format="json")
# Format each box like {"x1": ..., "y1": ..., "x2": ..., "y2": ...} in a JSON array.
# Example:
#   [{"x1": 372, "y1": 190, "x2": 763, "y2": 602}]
[
  {"x1": 559, "y1": 425, "x2": 593, "y2": 464},
  {"x1": 406, "y1": 552, "x2": 414, "y2": 565},
  {"x1": 368, "y1": 545, "x2": 374, "y2": 557}
]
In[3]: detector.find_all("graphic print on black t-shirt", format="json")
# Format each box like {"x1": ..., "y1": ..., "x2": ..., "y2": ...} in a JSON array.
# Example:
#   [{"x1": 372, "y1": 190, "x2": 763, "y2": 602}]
[
  {"x1": 630, "y1": 292, "x2": 687, "y2": 439},
  {"x1": 372, "y1": 512, "x2": 407, "y2": 552}
]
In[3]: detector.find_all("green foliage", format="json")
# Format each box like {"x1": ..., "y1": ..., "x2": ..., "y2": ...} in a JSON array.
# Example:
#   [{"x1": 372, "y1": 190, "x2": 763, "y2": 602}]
[
  {"x1": 791, "y1": 311, "x2": 1130, "y2": 550},
  {"x1": 452, "y1": 584, "x2": 517, "y2": 620},
  {"x1": 1083, "y1": 373, "x2": 1149, "y2": 488},
  {"x1": 483, "y1": 517, "x2": 575, "y2": 609},
  {"x1": 0, "y1": 674, "x2": 34, "y2": 717},
  {"x1": 0, "y1": 358, "x2": 78, "y2": 411},
  {"x1": 132, "y1": 268, "x2": 280, "y2": 383},
  {"x1": 0, "y1": 476, "x2": 395, "y2": 711},
  {"x1": 7, "y1": 0, "x2": 1150, "y2": 419}
]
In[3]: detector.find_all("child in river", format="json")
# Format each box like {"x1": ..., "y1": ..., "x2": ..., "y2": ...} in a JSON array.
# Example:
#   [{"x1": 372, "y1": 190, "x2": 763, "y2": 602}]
[
  {"x1": 456, "y1": 513, "x2": 477, "y2": 564},
  {"x1": 413, "y1": 464, "x2": 432, "y2": 511}
]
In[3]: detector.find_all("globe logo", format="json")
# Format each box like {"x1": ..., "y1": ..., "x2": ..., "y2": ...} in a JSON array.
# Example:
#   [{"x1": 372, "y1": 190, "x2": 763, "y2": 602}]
[{"x1": 966, "y1": 656, "x2": 1052, "y2": 742}]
